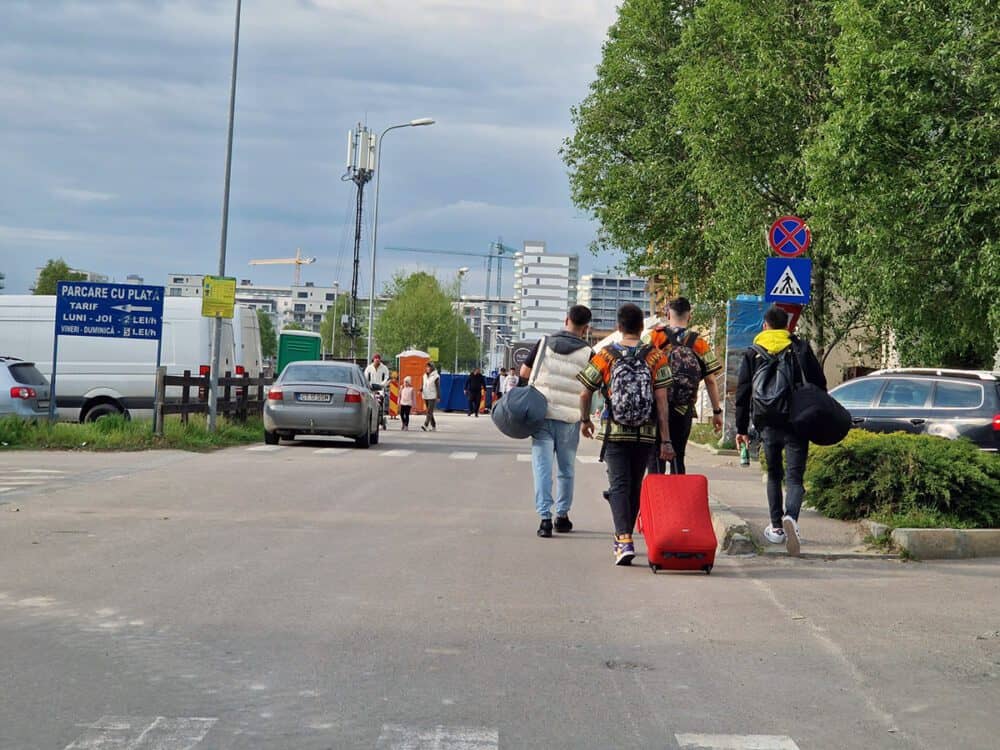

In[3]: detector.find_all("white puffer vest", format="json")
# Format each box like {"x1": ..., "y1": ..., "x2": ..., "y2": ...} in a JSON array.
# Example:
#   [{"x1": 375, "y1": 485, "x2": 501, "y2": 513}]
[{"x1": 533, "y1": 340, "x2": 593, "y2": 423}]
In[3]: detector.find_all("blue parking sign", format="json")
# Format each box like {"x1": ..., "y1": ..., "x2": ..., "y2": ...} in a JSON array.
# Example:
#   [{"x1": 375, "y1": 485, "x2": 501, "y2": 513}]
[{"x1": 764, "y1": 257, "x2": 811, "y2": 305}]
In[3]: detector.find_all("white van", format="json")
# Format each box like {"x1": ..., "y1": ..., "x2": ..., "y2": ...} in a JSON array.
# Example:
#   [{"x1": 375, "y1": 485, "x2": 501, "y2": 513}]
[
  {"x1": 0, "y1": 295, "x2": 236, "y2": 422},
  {"x1": 233, "y1": 305, "x2": 263, "y2": 378}
]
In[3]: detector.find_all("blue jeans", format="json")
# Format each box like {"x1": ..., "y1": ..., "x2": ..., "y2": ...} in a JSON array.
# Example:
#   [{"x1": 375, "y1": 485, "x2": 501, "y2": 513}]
[{"x1": 531, "y1": 419, "x2": 581, "y2": 519}]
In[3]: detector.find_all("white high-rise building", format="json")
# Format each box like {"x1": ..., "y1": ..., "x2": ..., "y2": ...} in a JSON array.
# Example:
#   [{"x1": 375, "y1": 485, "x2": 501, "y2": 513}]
[
  {"x1": 513, "y1": 241, "x2": 578, "y2": 342},
  {"x1": 578, "y1": 273, "x2": 650, "y2": 332}
]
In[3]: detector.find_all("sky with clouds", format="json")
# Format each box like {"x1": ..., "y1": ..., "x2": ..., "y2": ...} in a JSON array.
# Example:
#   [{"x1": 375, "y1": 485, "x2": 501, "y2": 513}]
[{"x1": 1, "y1": 0, "x2": 623, "y2": 298}]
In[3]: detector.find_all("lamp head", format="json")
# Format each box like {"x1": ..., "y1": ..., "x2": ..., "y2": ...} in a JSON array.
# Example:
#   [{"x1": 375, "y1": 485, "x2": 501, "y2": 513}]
[{"x1": 410, "y1": 118, "x2": 435, "y2": 127}]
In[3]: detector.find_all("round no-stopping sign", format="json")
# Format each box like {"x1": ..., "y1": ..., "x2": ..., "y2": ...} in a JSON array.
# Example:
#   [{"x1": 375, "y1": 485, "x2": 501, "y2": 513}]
[{"x1": 769, "y1": 216, "x2": 811, "y2": 257}]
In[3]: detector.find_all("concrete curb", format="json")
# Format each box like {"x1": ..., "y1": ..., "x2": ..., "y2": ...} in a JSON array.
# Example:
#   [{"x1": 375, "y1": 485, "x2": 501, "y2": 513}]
[
  {"x1": 708, "y1": 496, "x2": 758, "y2": 555},
  {"x1": 890, "y1": 528, "x2": 1000, "y2": 560}
]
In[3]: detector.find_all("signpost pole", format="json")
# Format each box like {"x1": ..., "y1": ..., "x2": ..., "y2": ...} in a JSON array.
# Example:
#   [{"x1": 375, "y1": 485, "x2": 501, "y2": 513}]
[
  {"x1": 152, "y1": 334, "x2": 163, "y2": 434},
  {"x1": 48, "y1": 332, "x2": 59, "y2": 422},
  {"x1": 208, "y1": 313, "x2": 223, "y2": 431}
]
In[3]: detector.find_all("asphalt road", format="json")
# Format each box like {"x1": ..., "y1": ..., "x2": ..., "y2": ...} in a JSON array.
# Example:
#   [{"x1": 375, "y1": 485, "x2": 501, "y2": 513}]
[{"x1": 1, "y1": 415, "x2": 998, "y2": 749}]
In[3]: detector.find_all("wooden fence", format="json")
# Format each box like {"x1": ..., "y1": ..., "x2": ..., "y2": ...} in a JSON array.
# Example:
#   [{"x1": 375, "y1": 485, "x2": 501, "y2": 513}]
[{"x1": 153, "y1": 367, "x2": 273, "y2": 435}]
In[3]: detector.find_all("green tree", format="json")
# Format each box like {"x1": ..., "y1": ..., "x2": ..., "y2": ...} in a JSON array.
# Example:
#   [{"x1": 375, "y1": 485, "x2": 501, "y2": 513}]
[
  {"x1": 282, "y1": 322, "x2": 305, "y2": 332},
  {"x1": 562, "y1": 0, "x2": 709, "y2": 284},
  {"x1": 33, "y1": 258, "x2": 87, "y2": 294},
  {"x1": 807, "y1": 0, "x2": 999, "y2": 367},
  {"x1": 374, "y1": 272, "x2": 480, "y2": 371},
  {"x1": 256, "y1": 309, "x2": 276, "y2": 359}
]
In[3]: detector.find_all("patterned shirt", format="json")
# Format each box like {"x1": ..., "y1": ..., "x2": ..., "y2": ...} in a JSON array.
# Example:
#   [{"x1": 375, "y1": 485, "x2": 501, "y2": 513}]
[
  {"x1": 644, "y1": 326, "x2": 722, "y2": 415},
  {"x1": 577, "y1": 343, "x2": 673, "y2": 444}
]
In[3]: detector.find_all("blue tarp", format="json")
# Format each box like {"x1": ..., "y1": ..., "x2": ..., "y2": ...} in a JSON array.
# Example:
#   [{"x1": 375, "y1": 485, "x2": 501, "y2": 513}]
[{"x1": 438, "y1": 374, "x2": 496, "y2": 412}]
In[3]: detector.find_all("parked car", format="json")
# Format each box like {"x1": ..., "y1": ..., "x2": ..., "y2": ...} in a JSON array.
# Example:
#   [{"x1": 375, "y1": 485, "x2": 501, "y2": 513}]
[
  {"x1": 829, "y1": 368, "x2": 1000, "y2": 451},
  {"x1": 263, "y1": 361, "x2": 380, "y2": 448},
  {"x1": 0, "y1": 357, "x2": 51, "y2": 420}
]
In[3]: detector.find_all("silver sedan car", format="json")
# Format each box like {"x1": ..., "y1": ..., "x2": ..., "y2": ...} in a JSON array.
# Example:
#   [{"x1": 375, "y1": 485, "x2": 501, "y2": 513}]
[
  {"x1": 0, "y1": 357, "x2": 51, "y2": 419},
  {"x1": 263, "y1": 361, "x2": 380, "y2": 448}
]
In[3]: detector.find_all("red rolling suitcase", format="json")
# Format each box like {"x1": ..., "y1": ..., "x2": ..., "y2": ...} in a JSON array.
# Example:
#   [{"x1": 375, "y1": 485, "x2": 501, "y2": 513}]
[{"x1": 639, "y1": 473, "x2": 717, "y2": 574}]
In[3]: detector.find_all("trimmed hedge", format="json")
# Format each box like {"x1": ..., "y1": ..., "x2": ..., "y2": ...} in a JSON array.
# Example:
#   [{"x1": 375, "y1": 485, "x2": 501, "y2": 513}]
[{"x1": 805, "y1": 431, "x2": 1000, "y2": 528}]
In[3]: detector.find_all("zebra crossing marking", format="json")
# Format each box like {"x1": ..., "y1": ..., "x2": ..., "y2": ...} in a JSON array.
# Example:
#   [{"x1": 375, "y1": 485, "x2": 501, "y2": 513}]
[
  {"x1": 577, "y1": 455, "x2": 601, "y2": 464},
  {"x1": 450, "y1": 452, "x2": 478, "y2": 460},
  {"x1": 313, "y1": 448, "x2": 346, "y2": 455},
  {"x1": 382, "y1": 449, "x2": 415, "y2": 457},
  {"x1": 65, "y1": 716, "x2": 217, "y2": 749},
  {"x1": 376, "y1": 724, "x2": 498, "y2": 750},
  {"x1": 516, "y1": 454, "x2": 532, "y2": 462},
  {"x1": 675, "y1": 734, "x2": 800, "y2": 750},
  {"x1": 246, "y1": 445, "x2": 283, "y2": 453}
]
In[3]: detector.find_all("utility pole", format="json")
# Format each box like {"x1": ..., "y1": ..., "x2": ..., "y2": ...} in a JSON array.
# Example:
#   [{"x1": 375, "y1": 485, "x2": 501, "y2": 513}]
[
  {"x1": 208, "y1": 0, "x2": 242, "y2": 432},
  {"x1": 344, "y1": 125, "x2": 376, "y2": 361}
]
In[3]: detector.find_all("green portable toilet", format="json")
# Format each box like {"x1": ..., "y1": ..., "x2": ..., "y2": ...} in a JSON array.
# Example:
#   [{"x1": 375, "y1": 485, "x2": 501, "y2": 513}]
[{"x1": 277, "y1": 330, "x2": 322, "y2": 375}]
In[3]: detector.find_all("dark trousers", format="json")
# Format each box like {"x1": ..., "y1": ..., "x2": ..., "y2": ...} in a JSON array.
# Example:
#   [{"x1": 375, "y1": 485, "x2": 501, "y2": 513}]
[
  {"x1": 423, "y1": 399, "x2": 437, "y2": 428},
  {"x1": 604, "y1": 441, "x2": 654, "y2": 536},
  {"x1": 648, "y1": 409, "x2": 694, "y2": 475},
  {"x1": 467, "y1": 391, "x2": 481, "y2": 416},
  {"x1": 400, "y1": 405, "x2": 411, "y2": 428},
  {"x1": 761, "y1": 426, "x2": 809, "y2": 527}
]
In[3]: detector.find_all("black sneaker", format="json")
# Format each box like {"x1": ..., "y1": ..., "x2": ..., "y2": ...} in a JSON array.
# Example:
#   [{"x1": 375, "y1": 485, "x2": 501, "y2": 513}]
[
  {"x1": 602, "y1": 490, "x2": 611, "y2": 503},
  {"x1": 537, "y1": 519, "x2": 553, "y2": 538},
  {"x1": 553, "y1": 515, "x2": 573, "y2": 533}
]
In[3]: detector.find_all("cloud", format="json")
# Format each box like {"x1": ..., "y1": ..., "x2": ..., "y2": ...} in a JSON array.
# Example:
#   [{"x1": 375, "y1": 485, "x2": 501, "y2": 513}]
[
  {"x1": 0, "y1": 0, "x2": 620, "y2": 297},
  {"x1": 53, "y1": 187, "x2": 117, "y2": 203}
]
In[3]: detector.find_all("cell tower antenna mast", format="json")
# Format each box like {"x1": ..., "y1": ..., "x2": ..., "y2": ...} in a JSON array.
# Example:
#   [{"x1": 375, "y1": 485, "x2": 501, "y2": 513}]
[{"x1": 343, "y1": 123, "x2": 376, "y2": 359}]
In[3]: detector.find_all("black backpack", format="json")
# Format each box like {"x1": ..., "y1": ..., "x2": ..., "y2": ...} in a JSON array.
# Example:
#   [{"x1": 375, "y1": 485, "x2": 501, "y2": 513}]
[
  {"x1": 606, "y1": 344, "x2": 655, "y2": 427},
  {"x1": 661, "y1": 329, "x2": 702, "y2": 410},
  {"x1": 750, "y1": 344, "x2": 799, "y2": 429}
]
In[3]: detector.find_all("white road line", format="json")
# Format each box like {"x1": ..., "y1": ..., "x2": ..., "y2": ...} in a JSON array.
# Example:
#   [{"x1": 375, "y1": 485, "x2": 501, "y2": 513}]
[
  {"x1": 16, "y1": 469, "x2": 67, "y2": 474},
  {"x1": 675, "y1": 734, "x2": 800, "y2": 750},
  {"x1": 376, "y1": 724, "x2": 498, "y2": 750},
  {"x1": 577, "y1": 455, "x2": 601, "y2": 464},
  {"x1": 65, "y1": 715, "x2": 217, "y2": 750},
  {"x1": 0, "y1": 479, "x2": 46, "y2": 486},
  {"x1": 382, "y1": 449, "x2": 415, "y2": 457},
  {"x1": 0, "y1": 487, "x2": 14, "y2": 494},
  {"x1": 450, "y1": 452, "x2": 478, "y2": 460},
  {"x1": 516, "y1": 454, "x2": 532, "y2": 462},
  {"x1": 313, "y1": 448, "x2": 346, "y2": 455},
  {"x1": 246, "y1": 445, "x2": 283, "y2": 452}
]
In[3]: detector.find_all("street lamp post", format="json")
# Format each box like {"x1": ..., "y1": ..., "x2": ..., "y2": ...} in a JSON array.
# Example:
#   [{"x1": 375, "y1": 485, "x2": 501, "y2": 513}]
[
  {"x1": 366, "y1": 118, "x2": 435, "y2": 362},
  {"x1": 455, "y1": 267, "x2": 469, "y2": 373}
]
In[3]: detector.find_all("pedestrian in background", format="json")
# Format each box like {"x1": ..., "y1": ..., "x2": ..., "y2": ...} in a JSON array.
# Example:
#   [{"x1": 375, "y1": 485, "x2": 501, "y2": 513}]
[
  {"x1": 421, "y1": 362, "x2": 440, "y2": 432},
  {"x1": 465, "y1": 367, "x2": 485, "y2": 417},
  {"x1": 519, "y1": 305, "x2": 593, "y2": 538},
  {"x1": 491, "y1": 368, "x2": 505, "y2": 411},
  {"x1": 399, "y1": 376, "x2": 415, "y2": 431},
  {"x1": 504, "y1": 367, "x2": 520, "y2": 393},
  {"x1": 735, "y1": 305, "x2": 827, "y2": 556},
  {"x1": 578, "y1": 303, "x2": 675, "y2": 566}
]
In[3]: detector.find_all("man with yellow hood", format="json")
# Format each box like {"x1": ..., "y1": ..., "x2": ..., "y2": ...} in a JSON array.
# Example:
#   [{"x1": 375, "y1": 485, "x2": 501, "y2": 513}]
[{"x1": 734, "y1": 306, "x2": 827, "y2": 556}]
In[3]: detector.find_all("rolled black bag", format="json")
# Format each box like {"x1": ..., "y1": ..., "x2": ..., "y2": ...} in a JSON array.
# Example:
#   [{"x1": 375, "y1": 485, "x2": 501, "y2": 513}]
[
  {"x1": 789, "y1": 383, "x2": 852, "y2": 446},
  {"x1": 491, "y1": 336, "x2": 548, "y2": 439}
]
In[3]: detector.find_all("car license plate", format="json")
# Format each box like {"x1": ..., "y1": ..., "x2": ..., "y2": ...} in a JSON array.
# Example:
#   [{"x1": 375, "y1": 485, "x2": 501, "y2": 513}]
[
  {"x1": 37, "y1": 400, "x2": 50, "y2": 409},
  {"x1": 297, "y1": 392, "x2": 331, "y2": 403}
]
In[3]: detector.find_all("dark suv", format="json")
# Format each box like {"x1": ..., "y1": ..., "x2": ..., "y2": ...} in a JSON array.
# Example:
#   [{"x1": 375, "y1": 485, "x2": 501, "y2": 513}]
[{"x1": 829, "y1": 369, "x2": 1000, "y2": 451}]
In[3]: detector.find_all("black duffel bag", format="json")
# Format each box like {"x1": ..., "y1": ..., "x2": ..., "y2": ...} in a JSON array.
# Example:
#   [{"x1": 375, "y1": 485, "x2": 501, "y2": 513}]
[
  {"x1": 789, "y1": 383, "x2": 852, "y2": 446},
  {"x1": 491, "y1": 337, "x2": 548, "y2": 439}
]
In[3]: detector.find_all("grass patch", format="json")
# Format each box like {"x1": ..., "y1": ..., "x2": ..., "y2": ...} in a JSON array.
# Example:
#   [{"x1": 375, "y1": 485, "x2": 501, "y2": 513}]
[
  {"x1": 0, "y1": 414, "x2": 263, "y2": 452},
  {"x1": 689, "y1": 422, "x2": 734, "y2": 450},
  {"x1": 868, "y1": 505, "x2": 975, "y2": 530}
]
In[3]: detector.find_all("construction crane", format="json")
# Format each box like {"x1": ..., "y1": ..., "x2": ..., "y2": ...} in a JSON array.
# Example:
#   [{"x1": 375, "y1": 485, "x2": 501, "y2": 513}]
[
  {"x1": 383, "y1": 243, "x2": 515, "y2": 302},
  {"x1": 248, "y1": 248, "x2": 316, "y2": 286}
]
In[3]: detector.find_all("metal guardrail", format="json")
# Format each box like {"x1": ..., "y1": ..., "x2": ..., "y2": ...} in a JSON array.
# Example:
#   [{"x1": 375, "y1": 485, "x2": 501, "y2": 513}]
[{"x1": 153, "y1": 367, "x2": 273, "y2": 435}]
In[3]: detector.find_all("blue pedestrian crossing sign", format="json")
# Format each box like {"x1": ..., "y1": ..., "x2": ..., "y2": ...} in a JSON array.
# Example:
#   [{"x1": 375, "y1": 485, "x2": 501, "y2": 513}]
[{"x1": 764, "y1": 257, "x2": 811, "y2": 304}]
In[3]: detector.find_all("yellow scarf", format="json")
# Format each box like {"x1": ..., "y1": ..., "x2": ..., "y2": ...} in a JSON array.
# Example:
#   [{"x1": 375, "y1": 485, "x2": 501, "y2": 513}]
[{"x1": 753, "y1": 329, "x2": 792, "y2": 355}]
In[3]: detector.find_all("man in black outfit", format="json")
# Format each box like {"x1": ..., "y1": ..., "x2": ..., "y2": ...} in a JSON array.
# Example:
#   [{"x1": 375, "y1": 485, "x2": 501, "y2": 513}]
[
  {"x1": 735, "y1": 305, "x2": 827, "y2": 557},
  {"x1": 464, "y1": 367, "x2": 486, "y2": 417}
]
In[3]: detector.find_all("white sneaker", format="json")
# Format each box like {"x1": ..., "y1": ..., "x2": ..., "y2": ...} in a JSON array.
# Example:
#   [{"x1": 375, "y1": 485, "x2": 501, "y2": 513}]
[
  {"x1": 764, "y1": 525, "x2": 786, "y2": 544},
  {"x1": 782, "y1": 515, "x2": 801, "y2": 557}
]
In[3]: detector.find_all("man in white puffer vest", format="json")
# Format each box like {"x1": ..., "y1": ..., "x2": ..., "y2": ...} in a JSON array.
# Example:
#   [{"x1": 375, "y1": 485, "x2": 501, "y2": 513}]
[{"x1": 519, "y1": 305, "x2": 594, "y2": 538}]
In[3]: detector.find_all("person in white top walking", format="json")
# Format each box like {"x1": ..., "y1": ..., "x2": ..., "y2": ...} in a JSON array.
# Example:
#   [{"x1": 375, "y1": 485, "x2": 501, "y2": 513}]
[
  {"x1": 420, "y1": 362, "x2": 440, "y2": 431},
  {"x1": 364, "y1": 354, "x2": 390, "y2": 387},
  {"x1": 518, "y1": 305, "x2": 594, "y2": 538}
]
